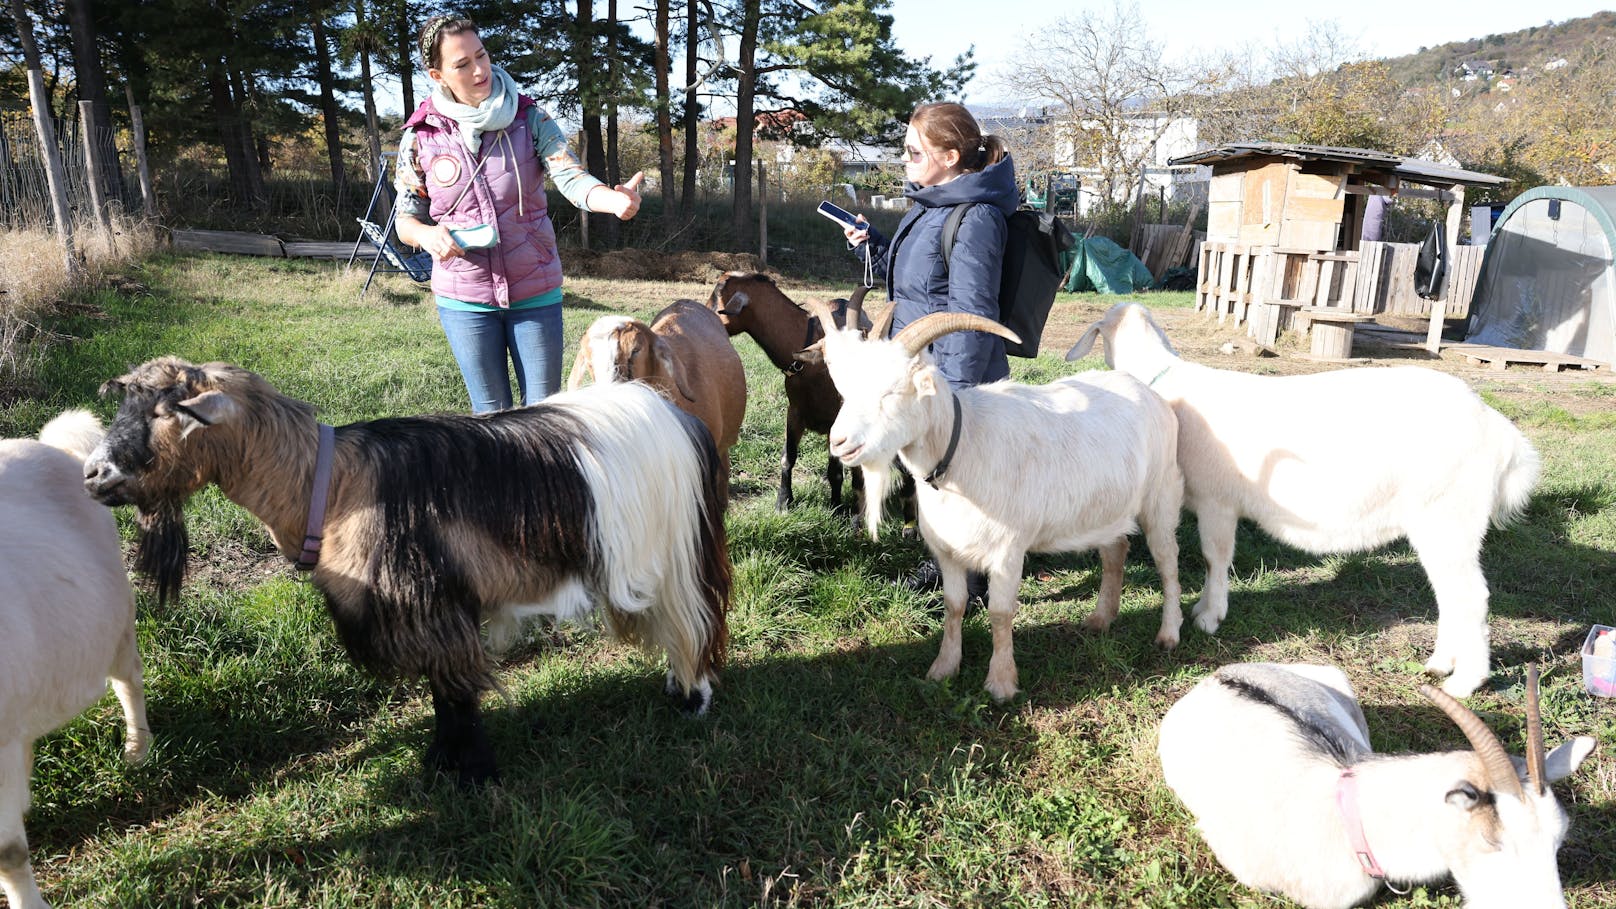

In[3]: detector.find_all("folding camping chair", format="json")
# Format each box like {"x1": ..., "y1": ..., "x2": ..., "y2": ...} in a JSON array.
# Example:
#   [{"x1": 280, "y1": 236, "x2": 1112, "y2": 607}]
[{"x1": 346, "y1": 152, "x2": 433, "y2": 300}]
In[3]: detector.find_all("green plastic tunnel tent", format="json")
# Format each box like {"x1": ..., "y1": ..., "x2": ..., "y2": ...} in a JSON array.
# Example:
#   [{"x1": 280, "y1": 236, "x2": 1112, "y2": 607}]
[{"x1": 1465, "y1": 186, "x2": 1616, "y2": 365}]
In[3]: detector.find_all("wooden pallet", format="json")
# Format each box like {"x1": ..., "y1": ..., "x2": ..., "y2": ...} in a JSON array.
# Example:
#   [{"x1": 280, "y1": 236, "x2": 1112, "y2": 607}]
[{"x1": 1445, "y1": 344, "x2": 1610, "y2": 373}]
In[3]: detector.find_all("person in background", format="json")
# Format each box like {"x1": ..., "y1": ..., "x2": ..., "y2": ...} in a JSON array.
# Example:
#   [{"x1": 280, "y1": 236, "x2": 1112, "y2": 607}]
[
  {"x1": 395, "y1": 15, "x2": 643, "y2": 413},
  {"x1": 843, "y1": 101, "x2": 1017, "y2": 595}
]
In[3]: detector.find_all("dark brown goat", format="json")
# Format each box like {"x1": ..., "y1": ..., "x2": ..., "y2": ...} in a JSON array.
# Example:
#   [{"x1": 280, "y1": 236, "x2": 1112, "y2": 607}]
[{"x1": 706, "y1": 272, "x2": 872, "y2": 513}]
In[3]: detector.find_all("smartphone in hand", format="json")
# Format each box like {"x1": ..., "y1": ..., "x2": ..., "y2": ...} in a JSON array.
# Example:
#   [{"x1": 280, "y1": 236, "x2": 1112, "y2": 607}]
[{"x1": 818, "y1": 200, "x2": 864, "y2": 231}]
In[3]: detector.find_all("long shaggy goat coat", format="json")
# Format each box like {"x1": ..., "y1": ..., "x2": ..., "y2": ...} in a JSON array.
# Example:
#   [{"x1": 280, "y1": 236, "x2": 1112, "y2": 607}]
[{"x1": 84, "y1": 358, "x2": 730, "y2": 782}]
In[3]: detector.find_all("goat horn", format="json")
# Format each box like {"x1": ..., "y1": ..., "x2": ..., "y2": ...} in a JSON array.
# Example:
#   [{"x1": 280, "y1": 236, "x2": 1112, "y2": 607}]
[
  {"x1": 893, "y1": 312, "x2": 1021, "y2": 358},
  {"x1": 868, "y1": 301, "x2": 896, "y2": 340},
  {"x1": 1419, "y1": 683, "x2": 1524, "y2": 801},
  {"x1": 795, "y1": 298, "x2": 842, "y2": 340},
  {"x1": 1525, "y1": 664, "x2": 1546, "y2": 796}
]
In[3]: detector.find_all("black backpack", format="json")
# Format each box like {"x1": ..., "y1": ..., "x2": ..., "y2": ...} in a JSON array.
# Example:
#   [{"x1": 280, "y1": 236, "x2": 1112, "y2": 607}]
[{"x1": 941, "y1": 203, "x2": 1075, "y2": 357}]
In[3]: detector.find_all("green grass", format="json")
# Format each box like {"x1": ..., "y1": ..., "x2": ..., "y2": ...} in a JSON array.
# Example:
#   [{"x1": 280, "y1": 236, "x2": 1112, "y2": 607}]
[{"x1": 2, "y1": 255, "x2": 1613, "y2": 907}]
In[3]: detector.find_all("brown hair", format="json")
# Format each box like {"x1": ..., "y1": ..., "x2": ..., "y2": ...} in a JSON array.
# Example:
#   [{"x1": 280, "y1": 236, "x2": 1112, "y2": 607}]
[
  {"x1": 419, "y1": 16, "x2": 479, "y2": 70},
  {"x1": 909, "y1": 102, "x2": 1008, "y2": 173}
]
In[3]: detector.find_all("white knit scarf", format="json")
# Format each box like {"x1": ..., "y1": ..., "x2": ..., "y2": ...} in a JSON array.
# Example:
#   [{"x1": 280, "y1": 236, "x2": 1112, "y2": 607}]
[{"x1": 431, "y1": 64, "x2": 519, "y2": 155}]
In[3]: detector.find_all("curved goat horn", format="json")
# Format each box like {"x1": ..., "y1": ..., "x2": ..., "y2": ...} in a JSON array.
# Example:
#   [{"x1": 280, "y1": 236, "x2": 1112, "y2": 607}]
[
  {"x1": 1420, "y1": 683, "x2": 1524, "y2": 801},
  {"x1": 794, "y1": 297, "x2": 843, "y2": 340},
  {"x1": 893, "y1": 312, "x2": 1021, "y2": 358},
  {"x1": 868, "y1": 301, "x2": 897, "y2": 340},
  {"x1": 1525, "y1": 664, "x2": 1546, "y2": 796}
]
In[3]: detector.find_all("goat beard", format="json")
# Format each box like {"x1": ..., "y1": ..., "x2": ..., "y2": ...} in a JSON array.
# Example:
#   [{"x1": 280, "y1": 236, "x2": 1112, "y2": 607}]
[
  {"x1": 135, "y1": 503, "x2": 190, "y2": 606},
  {"x1": 859, "y1": 459, "x2": 893, "y2": 542}
]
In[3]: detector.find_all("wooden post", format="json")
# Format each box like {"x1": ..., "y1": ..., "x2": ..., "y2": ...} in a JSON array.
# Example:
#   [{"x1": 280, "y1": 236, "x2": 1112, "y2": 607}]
[
  {"x1": 757, "y1": 160, "x2": 768, "y2": 268},
  {"x1": 125, "y1": 86, "x2": 157, "y2": 219},
  {"x1": 78, "y1": 101, "x2": 113, "y2": 237},
  {"x1": 11, "y1": 0, "x2": 74, "y2": 273}
]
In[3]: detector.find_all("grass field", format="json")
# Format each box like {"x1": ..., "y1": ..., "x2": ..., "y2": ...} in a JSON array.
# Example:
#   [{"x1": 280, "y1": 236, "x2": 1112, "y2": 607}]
[{"x1": 2, "y1": 253, "x2": 1613, "y2": 908}]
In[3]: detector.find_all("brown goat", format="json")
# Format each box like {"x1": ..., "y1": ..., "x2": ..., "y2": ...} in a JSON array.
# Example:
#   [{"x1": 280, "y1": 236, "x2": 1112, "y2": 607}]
[
  {"x1": 705, "y1": 272, "x2": 872, "y2": 513},
  {"x1": 568, "y1": 300, "x2": 746, "y2": 483}
]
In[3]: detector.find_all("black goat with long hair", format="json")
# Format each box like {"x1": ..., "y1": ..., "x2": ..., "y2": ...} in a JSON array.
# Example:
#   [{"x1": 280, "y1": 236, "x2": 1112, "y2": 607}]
[{"x1": 84, "y1": 357, "x2": 730, "y2": 786}]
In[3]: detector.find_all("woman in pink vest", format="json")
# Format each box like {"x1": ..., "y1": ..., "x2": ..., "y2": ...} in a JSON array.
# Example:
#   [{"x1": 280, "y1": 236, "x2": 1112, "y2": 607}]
[{"x1": 395, "y1": 16, "x2": 643, "y2": 412}]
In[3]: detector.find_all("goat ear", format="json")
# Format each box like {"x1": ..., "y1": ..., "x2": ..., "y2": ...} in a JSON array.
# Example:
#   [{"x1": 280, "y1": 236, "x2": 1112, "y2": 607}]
[
  {"x1": 1544, "y1": 736, "x2": 1597, "y2": 783},
  {"x1": 175, "y1": 389, "x2": 239, "y2": 436},
  {"x1": 567, "y1": 339, "x2": 592, "y2": 391},
  {"x1": 1444, "y1": 780, "x2": 1486, "y2": 810},
  {"x1": 718, "y1": 290, "x2": 749, "y2": 316},
  {"x1": 911, "y1": 365, "x2": 938, "y2": 399},
  {"x1": 656, "y1": 338, "x2": 697, "y2": 401},
  {"x1": 793, "y1": 339, "x2": 826, "y2": 366},
  {"x1": 1065, "y1": 323, "x2": 1102, "y2": 362}
]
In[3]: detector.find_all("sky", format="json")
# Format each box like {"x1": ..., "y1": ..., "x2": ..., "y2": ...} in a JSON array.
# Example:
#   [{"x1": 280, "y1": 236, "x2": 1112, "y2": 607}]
[{"x1": 886, "y1": 0, "x2": 1614, "y2": 103}]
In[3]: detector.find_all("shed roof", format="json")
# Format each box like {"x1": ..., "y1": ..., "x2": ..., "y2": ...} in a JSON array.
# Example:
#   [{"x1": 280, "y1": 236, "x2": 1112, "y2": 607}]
[{"x1": 1169, "y1": 142, "x2": 1507, "y2": 188}]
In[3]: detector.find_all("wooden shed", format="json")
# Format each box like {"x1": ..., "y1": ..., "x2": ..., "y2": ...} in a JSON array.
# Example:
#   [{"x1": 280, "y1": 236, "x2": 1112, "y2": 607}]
[{"x1": 1169, "y1": 143, "x2": 1507, "y2": 359}]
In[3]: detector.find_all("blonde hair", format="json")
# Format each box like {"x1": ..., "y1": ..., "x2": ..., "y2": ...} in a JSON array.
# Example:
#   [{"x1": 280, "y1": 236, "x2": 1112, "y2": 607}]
[{"x1": 910, "y1": 102, "x2": 1008, "y2": 173}]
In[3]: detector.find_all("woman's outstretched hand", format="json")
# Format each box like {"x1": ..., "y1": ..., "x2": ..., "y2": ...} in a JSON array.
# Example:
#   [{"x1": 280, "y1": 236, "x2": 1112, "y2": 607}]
[{"x1": 610, "y1": 172, "x2": 644, "y2": 221}]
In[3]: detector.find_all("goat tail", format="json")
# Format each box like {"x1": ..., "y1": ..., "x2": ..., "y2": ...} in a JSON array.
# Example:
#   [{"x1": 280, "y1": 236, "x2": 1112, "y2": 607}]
[
  {"x1": 568, "y1": 384, "x2": 730, "y2": 701},
  {"x1": 1491, "y1": 418, "x2": 1541, "y2": 528},
  {"x1": 39, "y1": 408, "x2": 106, "y2": 462}
]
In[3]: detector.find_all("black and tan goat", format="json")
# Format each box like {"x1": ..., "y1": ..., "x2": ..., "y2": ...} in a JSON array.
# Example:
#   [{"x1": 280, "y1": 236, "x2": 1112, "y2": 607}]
[
  {"x1": 83, "y1": 358, "x2": 731, "y2": 787},
  {"x1": 706, "y1": 272, "x2": 873, "y2": 513}
]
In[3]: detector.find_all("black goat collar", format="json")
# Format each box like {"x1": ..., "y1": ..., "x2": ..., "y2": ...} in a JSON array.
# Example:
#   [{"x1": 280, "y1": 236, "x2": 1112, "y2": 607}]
[
  {"x1": 922, "y1": 394, "x2": 963, "y2": 487},
  {"x1": 783, "y1": 298, "x2": 847, "y2": 376}
]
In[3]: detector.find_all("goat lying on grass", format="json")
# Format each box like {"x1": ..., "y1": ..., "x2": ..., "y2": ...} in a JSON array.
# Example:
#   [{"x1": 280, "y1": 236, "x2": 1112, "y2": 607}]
[
  {"x1": 569, "y1": 299, "x2": 746, "y2": 486},
  {"x1": 797, "y1": 300, "x2": 1184, "y2": 701},
  {"x1": 3, "y1": 411, "x2": 150, "y2": 909},
  {"x1": 1159, "y1": 663, "x2": 1595, "y2": 909},
  {"x1": 84, "y1": 358, "x2": 730, "y2": 787},
  {"x1": 1068, "y1": 302, "x2": 1540, "y2": 697}
]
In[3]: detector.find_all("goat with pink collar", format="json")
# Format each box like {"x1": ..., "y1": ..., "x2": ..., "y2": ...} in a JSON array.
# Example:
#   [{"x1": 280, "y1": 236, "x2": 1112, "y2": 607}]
[{"x1": 1158, "y1": 663, "x2": 1595, "y2": 909}]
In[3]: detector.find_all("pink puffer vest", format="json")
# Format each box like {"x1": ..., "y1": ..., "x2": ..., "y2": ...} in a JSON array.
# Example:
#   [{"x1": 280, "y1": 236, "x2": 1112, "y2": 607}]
[{"x1": 403, "y1": 95, "x2": 560, "y2": 306}]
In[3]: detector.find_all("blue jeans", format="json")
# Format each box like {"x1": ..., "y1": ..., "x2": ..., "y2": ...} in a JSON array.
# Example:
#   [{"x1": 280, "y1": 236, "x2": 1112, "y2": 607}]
[{"x1": 437, "y1": 303, "x2": 564, "y2": 413}]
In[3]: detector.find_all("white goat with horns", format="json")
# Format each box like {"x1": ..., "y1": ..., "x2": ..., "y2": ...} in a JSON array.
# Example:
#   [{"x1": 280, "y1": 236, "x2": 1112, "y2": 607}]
[
  {"x1": 1067, "y1": 302, "x2": 1540, "y2": 697},
  {"x1": 3, "y1": 411, "x2": 151, "y2": 909},
  {"x1": 1159, "y1": 663, "x2": 1596, "y2": 909},
  {"x1": 795, "y1": 299, "x2": 1184, "y2": 701}
]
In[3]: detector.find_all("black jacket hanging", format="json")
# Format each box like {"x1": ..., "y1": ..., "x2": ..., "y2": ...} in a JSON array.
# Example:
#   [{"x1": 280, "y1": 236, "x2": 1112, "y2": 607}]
[{"x1": 1415, "y1": 220, "x2": 1447, "y2": 300}]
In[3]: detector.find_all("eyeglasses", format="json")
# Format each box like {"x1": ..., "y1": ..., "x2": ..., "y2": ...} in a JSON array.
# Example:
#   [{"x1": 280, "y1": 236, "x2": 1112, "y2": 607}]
[{"x1": 901, "y1": 145, "x2": 928, "y2": 162}]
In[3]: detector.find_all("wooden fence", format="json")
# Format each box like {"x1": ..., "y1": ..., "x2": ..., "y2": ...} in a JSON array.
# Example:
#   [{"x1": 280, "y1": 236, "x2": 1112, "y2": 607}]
[{"x1": 1195, "y1": 239, "x2": 1486, "y2": 350}]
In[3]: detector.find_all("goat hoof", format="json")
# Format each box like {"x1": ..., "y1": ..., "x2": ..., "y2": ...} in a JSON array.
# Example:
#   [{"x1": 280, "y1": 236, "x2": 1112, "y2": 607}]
[
  {"x1": 1081, "y1": 614, "x2": 1112, "y2": 633},
  {"x1": 1191, "y1": 610, "x2": 1222, "y2": 635},
  {"x1": 1154, "y1": 631, "x2": 1180, "y2": 650},
  {"x1": 1439, "y1": 671, "x2": 1486, "y2": 699}
]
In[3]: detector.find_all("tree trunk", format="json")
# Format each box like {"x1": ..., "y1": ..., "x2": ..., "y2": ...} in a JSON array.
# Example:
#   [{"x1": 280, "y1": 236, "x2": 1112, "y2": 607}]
[
  {"x1": 395, "y1": 0, "x2": 415, "y2": 116},
  {"x1": 64, "y1": 0, "x2": 124, "y2": 203},
  {"x1": 10, "y1": 0, "x2": 75, "y2": 271},
  {"x1": 312, "y1": 11, "x2": 347, "y2": 187},
  {"x1": 655, "y1": 0, "x2": 675, "y2": 221},
  {"x1": 681, "y1": 0, "x2": 699, "y2": 216},
  {"x1": 731, "y1": 0, "x2": 760, "y2": 240},
  {"x1": 227, "y1": 59, "x2": 267, "y2": 205},
  {"x1": 604, "y1": 0, "x2": 621, "y2": 247},
  {"x1": 577, "y1": 0, "x2": 608, "y2": 245},
  {"x1": 207, "y1": 58, "x2": 255, "y2": 209},
  {"x1": 356, "y1": 0, "x2": 383, "y2": 181}
]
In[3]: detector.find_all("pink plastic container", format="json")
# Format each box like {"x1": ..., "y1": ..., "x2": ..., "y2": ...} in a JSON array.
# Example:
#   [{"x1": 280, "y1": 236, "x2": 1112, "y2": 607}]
[{"x1": 1583, "y1": 625, "x2": 1616, "y2": 697}]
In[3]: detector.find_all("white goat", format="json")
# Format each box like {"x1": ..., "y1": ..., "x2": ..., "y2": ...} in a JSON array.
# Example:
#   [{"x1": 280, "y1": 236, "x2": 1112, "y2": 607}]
[
  {"x1": 569, "y1": 299, "x2": 747, "y2": 484},
  {"x1": 2, "y1": 411, "x2": 151, "y2": 909},
  {"x1": 1067, "y1": 302, "x2": 1540, "y2": 697},
  {"x1": 1158, "y1": 663, "x2": 1596, "y2": 909},
  {"x1": 797, "y1": 301, "x2": 1184, "y2": 701}
]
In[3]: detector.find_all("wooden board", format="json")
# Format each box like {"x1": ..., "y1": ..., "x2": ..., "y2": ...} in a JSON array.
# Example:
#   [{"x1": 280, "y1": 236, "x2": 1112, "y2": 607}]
[
  {"x1": 1239, "y1": 222, "x2": 1280, "y2": 246},
  {"x1": 1277, "y1": 219, "x2": 1338, "y2": 251},
  {"x1": 1446, "y1": 344, "x2": 1610, "y2": 372},
  {"x1": 1207, "y1": 202, "x2": 1242, "y2": 242},
  {"x1": 1282, "y1": 196, "x2": 1346, "y2": 223},
  {"x1": 1242, "y1": 162, "x2": 1290, "y2": 228},
  {"x1": 1287, "y1": 170, "x2": 1345, "y2": 199},
  {"x1": 172, "y1": 229, "x2": 284, "y2": 257},
  {"x1": 284, "y1": 241, "x2": 375, "y2": 259},
  {"x1": 1208, "y1": 171, "x2": 1245, "y2": 203}
]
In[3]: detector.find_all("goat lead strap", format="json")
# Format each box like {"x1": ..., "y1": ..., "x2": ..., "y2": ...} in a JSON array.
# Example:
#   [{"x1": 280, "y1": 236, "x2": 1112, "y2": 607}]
[
  {"x1": 784, "y1": 299, "x2": 847, "y2": 377},
  {"x1": 296, "y1": 423, "x2": 336, "y2": 571},
  {"x1": 923, "y1": 395, "x2": 963, "y2": 487}
]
